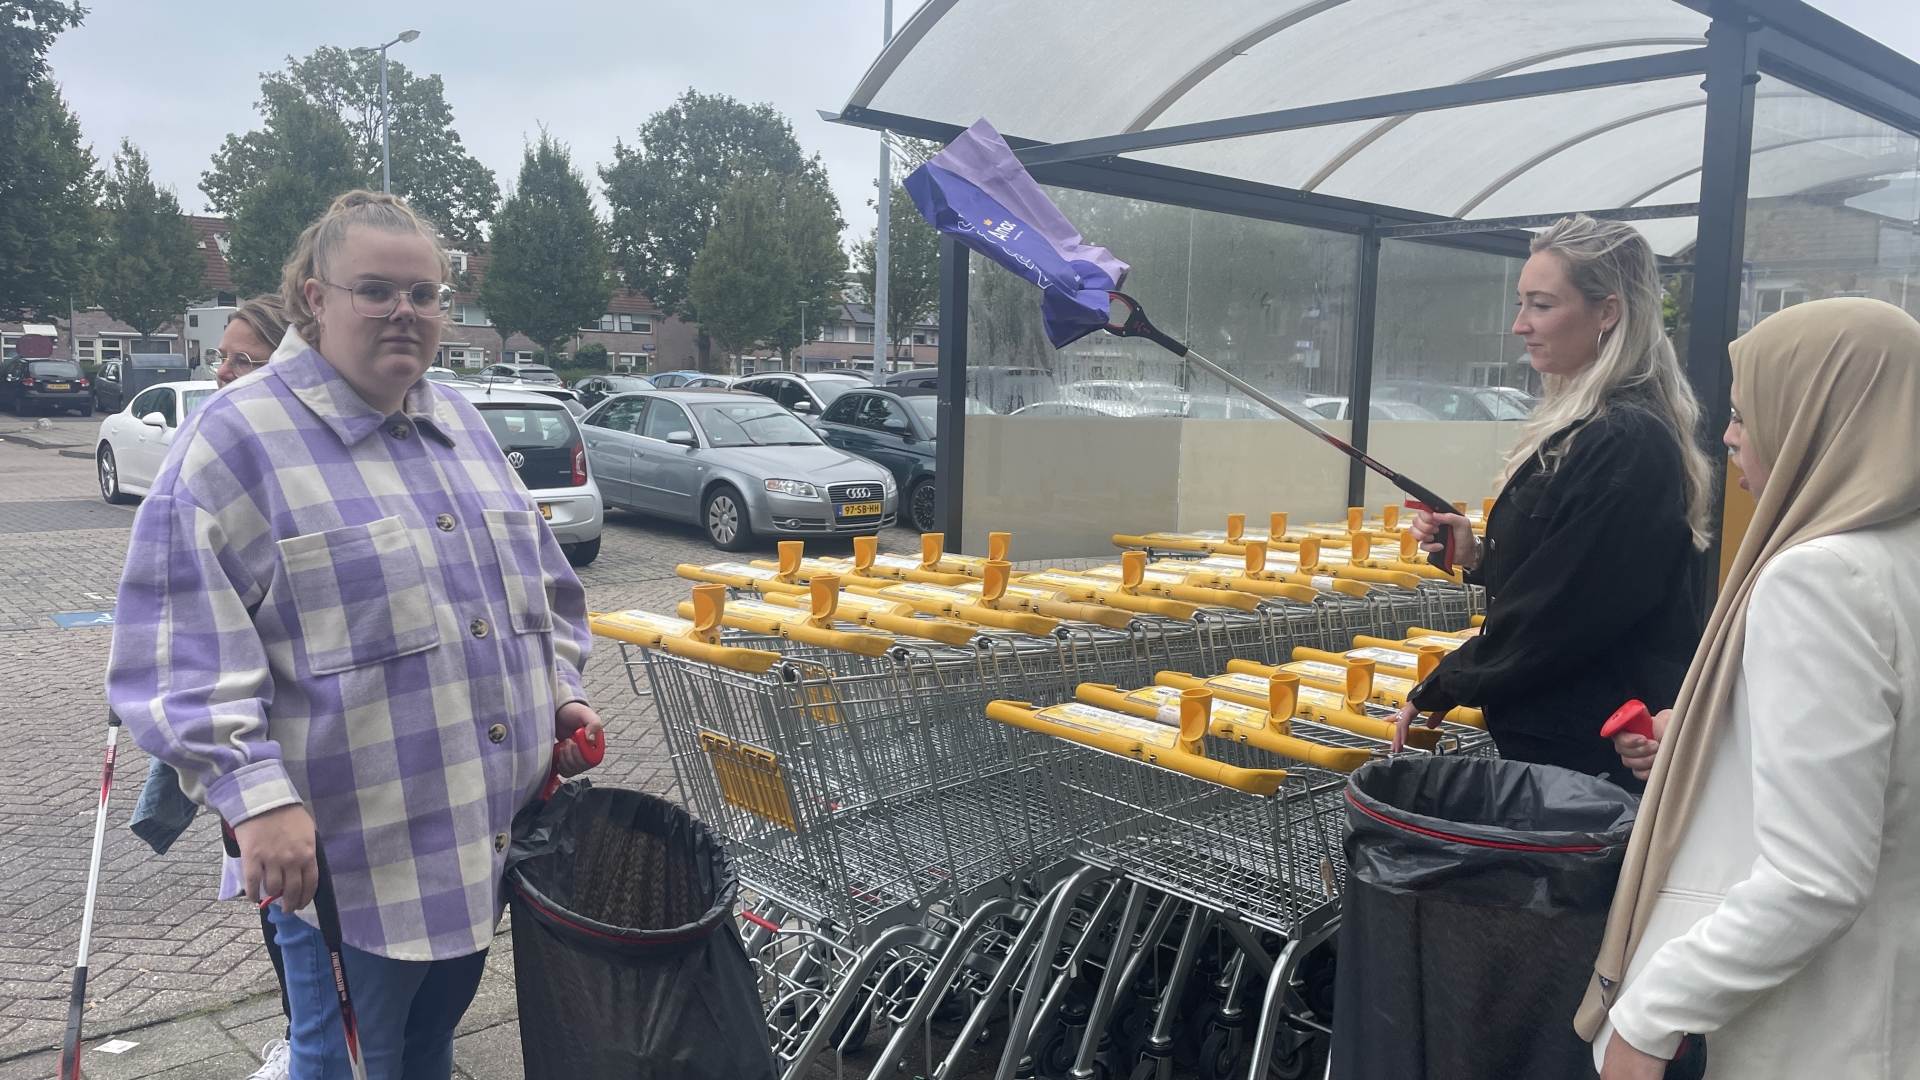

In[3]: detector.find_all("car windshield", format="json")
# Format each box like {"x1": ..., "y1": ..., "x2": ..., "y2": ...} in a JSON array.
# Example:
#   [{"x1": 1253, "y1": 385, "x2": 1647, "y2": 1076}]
[
  {"x1": 518, "y1": 368, "x2": 561, "y2": 383},
  {"x1": 1477, "y1": 391, "x2": 1532, "y2": 420},
  {"x1": 906, "y1": 395, "x2": 939, "y2": 433},
  {"x1": 29, "y1": 361, "x2": 82, "y2": 379},
  {"x1": 693, "y1": 401, "x2": 822, "y2": 447},
  {"x1": 182, "y1": 388, "x2": 215, "y2": 417},
  {"x1": 475, "y1": 403, "x2": 577, "y2": 447},
  {"x1": 810, "y1": 379, "x2": 858, "y2": 406}
]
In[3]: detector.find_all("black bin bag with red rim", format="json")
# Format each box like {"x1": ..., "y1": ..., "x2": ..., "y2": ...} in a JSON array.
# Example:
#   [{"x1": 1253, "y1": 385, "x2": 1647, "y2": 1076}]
[
  {"x1": 505, "y1": 782, "x2": 777, "y2": 1080},
  {"x1": 1330, "y1": 755, "x2": 1636, "y2": 1080}
]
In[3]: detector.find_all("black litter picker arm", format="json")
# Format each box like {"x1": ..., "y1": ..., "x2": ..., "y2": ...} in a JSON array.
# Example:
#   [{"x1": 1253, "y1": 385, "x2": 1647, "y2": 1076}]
[{"x1": 1102, "y1": 291, "x2": 1460, "y2": 573}]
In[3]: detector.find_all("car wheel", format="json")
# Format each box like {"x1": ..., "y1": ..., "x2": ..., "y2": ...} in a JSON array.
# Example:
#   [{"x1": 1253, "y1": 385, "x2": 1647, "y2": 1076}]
[
  {"x1": 908, "y1": 478, "x2": 938, "y2": 532},
  {"x1": 98, "y1": 445, "x2": 134, "y2": 505},
  {"x1": 703, "y1": 484, "x2": 753, "y2": 551},
  {"x1": 562, "y1": 537, "x2": 601, "y2": 567},
  {"x1": 79, "y1": 404, "x2": 92, "y2": 418}
]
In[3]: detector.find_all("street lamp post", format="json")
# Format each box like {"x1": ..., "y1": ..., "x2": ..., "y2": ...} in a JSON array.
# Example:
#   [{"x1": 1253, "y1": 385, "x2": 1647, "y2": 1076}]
[
  {"x1": 873, "y1": 0, "x2": 893, "y2": 384},
  {"x1": 796, "y1": 301, "x2": 809, "y2": 373},
  {"x1": 350, "y1": 30, "x2": 420, "y2": 195}
]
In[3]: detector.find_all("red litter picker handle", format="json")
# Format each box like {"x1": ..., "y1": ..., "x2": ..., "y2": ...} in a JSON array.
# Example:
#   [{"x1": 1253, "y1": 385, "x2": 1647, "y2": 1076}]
[
  {"x1": 1601, "y1": 699, "x2": 1655, "y2": 740},
  {"x1": 1103, "y1": 290, "x2": 1458, "y2": 573},
  {"x1": 541, "y1": 726, "x2": 605, "y2": 800}
]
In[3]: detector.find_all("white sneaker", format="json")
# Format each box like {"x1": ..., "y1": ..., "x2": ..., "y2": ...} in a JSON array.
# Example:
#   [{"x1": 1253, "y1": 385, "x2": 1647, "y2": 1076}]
[{"x1": 246, "y1": 1038, "x2": 290, "y2": 1080}]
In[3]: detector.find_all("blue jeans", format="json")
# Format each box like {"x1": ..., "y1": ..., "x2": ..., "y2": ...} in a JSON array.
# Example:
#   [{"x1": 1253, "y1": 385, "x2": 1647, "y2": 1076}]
[{"x1": 267, "y1": 906, "x2": 488, "y2": 1080}]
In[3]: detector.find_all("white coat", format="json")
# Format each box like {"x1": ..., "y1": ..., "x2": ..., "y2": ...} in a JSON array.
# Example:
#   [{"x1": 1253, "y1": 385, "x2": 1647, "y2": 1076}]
[{"x1": 1593, "y1": 511, "x2": 1920, "y2": 1078}]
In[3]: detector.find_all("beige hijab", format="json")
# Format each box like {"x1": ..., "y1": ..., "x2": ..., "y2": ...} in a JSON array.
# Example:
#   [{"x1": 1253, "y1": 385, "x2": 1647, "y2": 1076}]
[{"x1": 1577, "y1": 297, "x2": 1920, "y2": 1038}]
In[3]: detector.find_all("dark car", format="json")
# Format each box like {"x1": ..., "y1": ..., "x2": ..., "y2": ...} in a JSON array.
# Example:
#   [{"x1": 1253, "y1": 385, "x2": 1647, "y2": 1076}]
[
  {"x1": 1, "y1": 358, "x2": 92, "y2": 416},
  {"x1": 733, "y1": 371, "x2": 867, "y2": 419},
  {"x1": 815, "y1": 386, "x2": 939, "y2": 531},
  {"x1": 573, "y1": 374, "x2": 656, "y2": 409},
  {"x1": 892, "y1": 365, "x2": 1061, "y2": 414},
  {"x1": 1374, "y1": 380, "x2": 1534, "y2": 421},
  {"x1": 91, "y1": 354, "x2": 203, "y2": 415}
]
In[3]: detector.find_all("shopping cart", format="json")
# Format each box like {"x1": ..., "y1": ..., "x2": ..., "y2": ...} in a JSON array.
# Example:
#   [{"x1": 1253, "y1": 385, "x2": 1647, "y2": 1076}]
[{"x1": 982, "y1": 687, "x2": 1351, "y2": 1080}]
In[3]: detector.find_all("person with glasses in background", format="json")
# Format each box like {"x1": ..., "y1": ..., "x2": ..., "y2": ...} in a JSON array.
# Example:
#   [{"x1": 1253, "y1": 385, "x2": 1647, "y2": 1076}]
[
  {"x1": 109, "y1": 190, "x2": 603, "y2": 1079},
  {"x1": 212, "y1": 296, "x2": 291, "y2": 387}
]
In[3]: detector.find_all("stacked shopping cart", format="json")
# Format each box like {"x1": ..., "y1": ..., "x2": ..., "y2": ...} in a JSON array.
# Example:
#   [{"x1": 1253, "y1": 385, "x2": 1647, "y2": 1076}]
[{"x1": 589, "y1": 514, "x2": 1490, "y2": 1080}]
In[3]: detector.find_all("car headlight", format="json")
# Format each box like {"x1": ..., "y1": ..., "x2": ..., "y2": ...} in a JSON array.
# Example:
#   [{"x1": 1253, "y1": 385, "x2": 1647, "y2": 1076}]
[
  {"x1": 879, "y1": 472, "x2": 897, "y2": 496},
  {"x1": 764, "y1": 478, "x2": 820, "y2": 499}
]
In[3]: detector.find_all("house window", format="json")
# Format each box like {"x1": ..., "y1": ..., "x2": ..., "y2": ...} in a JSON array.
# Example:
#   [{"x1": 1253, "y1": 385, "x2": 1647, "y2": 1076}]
[
  {"x1": 188, "y1": 314, "x2": 199, "y2": 327},
  {"x1": 99, "y1": 339, "x2": 123, "y2": 361},
  {"x1": 77, "y1": 338, "x2": 95, "y2": 359},
  {"x1": 598, "y1": 313, "x2": 616, "y2": 332},
  {"x1": 617, "y1": 314, "x2": 651, "y2": 333},
  {"x1": 855, "y1": 325, "x2": 873, "y2": 343},
  {"x1": 618, "y1": 353, "x2": 642, "y2": 369},
  {"x1": 447, "y1": 252, "x2": 467, "y2": 273},
  {"x1": 216, "y1": 292, "x2": 236, "y2": 307},
  {"x1": 913, "y1": 331, "x2": 935, "y2": 345},
  {"x1": 1756, "y1": 287, "x2": 1810, "y2": 321}
]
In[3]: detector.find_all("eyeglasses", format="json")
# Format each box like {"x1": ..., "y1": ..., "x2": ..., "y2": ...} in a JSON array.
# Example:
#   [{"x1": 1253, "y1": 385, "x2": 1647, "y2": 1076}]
[
  {"x1": 322, "y1": 279, "x2": 453, "y2": 320},
  {"x1": 214, "y1": 350, "x2": 266, "y2": 371}
]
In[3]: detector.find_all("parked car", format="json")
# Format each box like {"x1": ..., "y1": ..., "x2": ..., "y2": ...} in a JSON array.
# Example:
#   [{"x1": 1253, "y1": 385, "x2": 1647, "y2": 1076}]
[
  {"x1": 1068, "y1": 380, "x2": 1193, "y2": 415},
  {"x1": 422, "y1": 367, "x2": 476, "y2": 385},
  {"x1": 1303, "y1": 396, "x2": 1442, "y2": 421},
  {"x1": 959, "y1": 366, "x2": 1062, "y2": 413},
  {"x1": 1007, "y1": 396, "x2": 1182, "y2": 418},
  {"x1": 882, "y1": 369, "x2": 939, "y2": 389},
  {"x1": 91, "y1": 354, "x2": 206, "y2": 416},
  {"x1": 95, "y1": 382, "x2": 217, "y2": 503},
  {"x1": 1373, "y1": 380, "x2": 1534, "y2": 421},
  {"x1": 2, "y1": 357, "x2": 92, "y2": 416},
  {"x1": 580, "y1": 389, "x2": 896, "y2": 551},
  {"x1": 681, "y1": 374, "x2": 734, "y2": 389},
  {"x1": 1180, "y1": 393, "x2": 1281, "y2": 420},
  {"x1": 732, "y1": 371, "x2": 867, "y2": 418},
  {"x1": 646, "y1": 369, "x2": 702, "y2": 388},
  {"x1": 814, "y1": 387, "x2": 939, "y2": 531},
  {"x1": 447, "y1": 383, "x2": 603, "y2": 566},
  {"x1": 478, "y1": 362, "x2": 566, "y2": 388},
  {"x1": 573, "y1": 374, "x2": 656, "y2": 409}
]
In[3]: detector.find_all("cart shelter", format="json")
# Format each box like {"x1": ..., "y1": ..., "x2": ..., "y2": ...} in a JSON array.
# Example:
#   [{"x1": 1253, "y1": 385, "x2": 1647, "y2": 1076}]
[{"x1": 832, "y1": 0, "x2": 1920, "y2": 595}]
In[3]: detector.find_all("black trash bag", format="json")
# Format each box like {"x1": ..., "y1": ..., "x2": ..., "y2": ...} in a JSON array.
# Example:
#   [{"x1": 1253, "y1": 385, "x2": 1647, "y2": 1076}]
[
  {"x1": 1330, "y1": 755, "x2": 1637, "y2": 1080},
  {"x1": 506, "y1": 782, "x2": 777, "y2": 1080}
]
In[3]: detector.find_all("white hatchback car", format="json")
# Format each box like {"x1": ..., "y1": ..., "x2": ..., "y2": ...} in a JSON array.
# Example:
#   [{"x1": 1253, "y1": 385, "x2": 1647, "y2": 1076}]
[
  {"x1": 448, "y1": 383, "x2": 605, "y2": 566},
  {"x1": 95, "y1": 381, "x2": 217, "y2": 504}
]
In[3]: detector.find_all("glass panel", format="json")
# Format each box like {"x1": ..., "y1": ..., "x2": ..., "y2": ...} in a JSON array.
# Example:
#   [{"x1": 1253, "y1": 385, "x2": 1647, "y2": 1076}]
[
  {"x1": 1741, "y1": 76, "x2": 1920, "y2": 331},
  {"x1": 967, "y1": 186, "x2": 1358, "y2": 417}
]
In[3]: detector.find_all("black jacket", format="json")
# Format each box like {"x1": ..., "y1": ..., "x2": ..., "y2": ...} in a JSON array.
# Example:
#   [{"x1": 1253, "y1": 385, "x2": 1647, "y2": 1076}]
[{"x1": 1410, "y1": 394, "x2": 1704, "y2": 763}]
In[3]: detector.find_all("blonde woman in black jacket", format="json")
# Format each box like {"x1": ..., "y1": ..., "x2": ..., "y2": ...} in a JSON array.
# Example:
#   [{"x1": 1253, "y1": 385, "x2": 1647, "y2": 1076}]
[{"x1": 1396, "y1": 216, "x2": 1714, "y2": 792}]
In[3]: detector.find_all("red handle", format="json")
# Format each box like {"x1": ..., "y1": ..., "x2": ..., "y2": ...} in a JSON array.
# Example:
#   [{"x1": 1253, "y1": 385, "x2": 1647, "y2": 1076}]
[
  {"x1": 1601, "y1": 699, "x2": 1654, "y2": 740},
  {"x1": 541, "y1": 726, "x2": 605, "y2": 800}
]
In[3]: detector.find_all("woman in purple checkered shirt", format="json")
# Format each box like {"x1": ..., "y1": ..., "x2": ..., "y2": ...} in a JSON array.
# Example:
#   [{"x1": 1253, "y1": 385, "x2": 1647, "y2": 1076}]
[{"x1": 108, "y1": 191, "x2": 603, "y2": 1079}]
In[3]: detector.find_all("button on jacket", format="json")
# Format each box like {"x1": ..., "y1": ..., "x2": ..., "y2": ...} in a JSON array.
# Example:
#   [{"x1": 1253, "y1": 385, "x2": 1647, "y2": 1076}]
[
  {"x1": 1409, "y1": 394, "x2": 1703, "y2": 777},
  {"x1": 107, "y1": 347, "x2": 592, "y2": 961}
]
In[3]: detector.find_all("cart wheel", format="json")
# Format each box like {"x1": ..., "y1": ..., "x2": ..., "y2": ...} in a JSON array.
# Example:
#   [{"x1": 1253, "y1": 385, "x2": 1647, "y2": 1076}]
[
  {"x1": 1109, "y1": 998, "x2": 1152, "y2": 1062},
  {"x1": 1265, "y1": 1027, "x2": 1313, "y2": 1080},
  {"x1": 1186, "y1": 998, "x2": 1223, "y2": 1046},
  {"x1": 1198, "y1": 1028, "x2": 1244, "y2": 1080},
  {"x1": 830, "y1": 991, "x2": 873, "y2": 1054},
  {"x1": 1299, "y1": 941, "x2": 1337, "y2": 1023},
  {"x1": 1128, "y1": 1059, "x2": 1157, "y2": 1080},
  {"x1": 1034, "y1": 1024, "x2": 1078, "y2": 1079}
]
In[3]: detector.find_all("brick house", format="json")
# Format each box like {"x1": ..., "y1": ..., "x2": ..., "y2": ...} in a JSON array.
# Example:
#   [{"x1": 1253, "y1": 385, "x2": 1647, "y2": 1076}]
[
  {"x1": 439, "y1": 248, "x2": 700, "y2": 373},
  {"x1": 736, "y1": 302, "x2": 938, "y2": 374}
]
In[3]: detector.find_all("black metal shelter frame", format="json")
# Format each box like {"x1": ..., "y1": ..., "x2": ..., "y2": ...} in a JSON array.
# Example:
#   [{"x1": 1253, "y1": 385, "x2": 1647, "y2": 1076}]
[{"x1": 833, "y1": 0, "x2": 1920, "y2": 605}]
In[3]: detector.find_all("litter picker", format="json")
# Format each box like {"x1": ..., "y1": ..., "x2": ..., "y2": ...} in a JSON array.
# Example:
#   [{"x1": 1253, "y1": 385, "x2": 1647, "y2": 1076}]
[
  {"x1": 1101, "y1": 290, "x2": 1460, "y2": 571},
  {"x1": 904, "y1": 117, "x2": 1461, "y2": 571},
  {"x1": 58, "y1": 712, "x2": 122, "y2": 1080}
]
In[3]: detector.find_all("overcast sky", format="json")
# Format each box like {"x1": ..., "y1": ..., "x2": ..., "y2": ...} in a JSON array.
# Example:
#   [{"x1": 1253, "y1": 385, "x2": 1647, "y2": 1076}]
[{"x1": 40, "y1": 0, "x2": 1920, "y2": 251}]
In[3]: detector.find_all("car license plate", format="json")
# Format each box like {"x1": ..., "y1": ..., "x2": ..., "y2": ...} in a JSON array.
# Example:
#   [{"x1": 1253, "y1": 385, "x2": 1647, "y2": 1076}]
[
  {"x1": 539, "y1": 503, "x2": 553, "y2": 520},
  {"x1": 47, "y1": 383, "x2": 70, "y2": 390},
  {"x1": 837, "y1": 500, "x2": 883, "y2": 519}
]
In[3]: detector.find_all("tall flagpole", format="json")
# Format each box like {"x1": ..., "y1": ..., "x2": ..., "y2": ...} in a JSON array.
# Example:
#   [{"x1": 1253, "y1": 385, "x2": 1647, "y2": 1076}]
[{"x1": 872, "y1": 0, "x2": 893, "y2": 383}]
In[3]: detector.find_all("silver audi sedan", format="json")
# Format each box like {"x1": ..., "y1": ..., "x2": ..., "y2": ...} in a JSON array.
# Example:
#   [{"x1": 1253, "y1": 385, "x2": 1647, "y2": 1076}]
[{"x1": 579, "y1": 389, "x2": 897, "y2": 551}]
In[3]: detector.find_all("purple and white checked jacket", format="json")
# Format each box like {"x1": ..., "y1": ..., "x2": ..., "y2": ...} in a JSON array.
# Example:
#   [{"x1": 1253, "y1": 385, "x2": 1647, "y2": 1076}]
[{"x1": 107, "y1": 347, "x2": 592, "y2": 961}]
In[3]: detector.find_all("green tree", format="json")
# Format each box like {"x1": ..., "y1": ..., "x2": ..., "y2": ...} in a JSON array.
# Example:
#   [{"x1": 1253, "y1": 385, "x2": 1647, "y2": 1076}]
[
  {"x1": 479, "y1": 134, "x2": 613, "y2": 358},
  {"x1": 600, "y1": 89, "x2": 840, "y2": 367},
  {"x1": 766, "y1": 178, "x2": 849, "y2": 361},
  {"x1": 572, "y1": 341, "x2": 609, "y2": 371},
  {"x1": 222, "y1": 85, "x2": 367, "y2": 296},
  {"x1": 0, "y1": 2, "x2": 99, "y2": 321},
  {"x1": 97, "y1": 140, "x2": 205, "y2": 344},
  {"x1": 204, "y1": 48, "x2": 497, "y2": 242},
  {"x1": 688, "y1": 176, "x2": 795, "y2": 369},
  {"x1": 853, "y1": 181, "x2": 941, "y2": 361}
]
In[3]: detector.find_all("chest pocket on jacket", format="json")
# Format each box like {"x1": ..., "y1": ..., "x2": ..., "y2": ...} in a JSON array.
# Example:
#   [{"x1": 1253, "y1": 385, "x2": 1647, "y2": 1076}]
[
  {"x1": 278, "y1": 515, "x2": 444, "y2": 675},
  {"x1": 483, "y1": 508, "x2": 553, "y2": 634}
]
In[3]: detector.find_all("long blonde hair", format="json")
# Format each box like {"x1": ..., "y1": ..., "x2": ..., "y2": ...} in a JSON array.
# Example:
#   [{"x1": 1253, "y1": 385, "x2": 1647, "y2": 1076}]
[
  {"x1": 1500, "y1": 215, "x2": 1713, "y2": 550},
  {"x1": 278, "y1": 190, "x2": 449, "y2": 347}
]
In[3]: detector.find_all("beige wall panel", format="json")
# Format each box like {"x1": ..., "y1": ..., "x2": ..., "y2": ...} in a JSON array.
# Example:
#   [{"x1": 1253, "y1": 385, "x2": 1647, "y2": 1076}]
[
  {"x1": 1360, "y1": 421, "x2": 1525, "y2": 518},
  {"x1": 962, "y1": 416, "x2": 1185, "y2": 560},
  {"x1": 1174, "y1": 419, "x2": 1355, "y2": 532}
]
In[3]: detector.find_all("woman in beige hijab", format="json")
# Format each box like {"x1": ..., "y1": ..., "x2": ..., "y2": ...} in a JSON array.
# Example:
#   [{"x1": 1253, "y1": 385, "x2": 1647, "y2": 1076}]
[{"x1": 1581, "y1": 296, "x2": 1920, "y2": 1079}]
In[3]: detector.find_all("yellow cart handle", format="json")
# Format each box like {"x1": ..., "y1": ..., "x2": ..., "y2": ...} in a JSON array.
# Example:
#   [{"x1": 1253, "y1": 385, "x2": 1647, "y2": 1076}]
[
  {"x1": 674, "y1": 562, "x2": 809, "y2": 595},
  {"x1": 985, "y1": 698, "x2": 1288, "y2": 796},
  {"x1": 1075, "y1": 680, "x2": 1371, "y2": 772},
  {"x1": 588, "y1": 590, "x2": 783, "y2": 674}
]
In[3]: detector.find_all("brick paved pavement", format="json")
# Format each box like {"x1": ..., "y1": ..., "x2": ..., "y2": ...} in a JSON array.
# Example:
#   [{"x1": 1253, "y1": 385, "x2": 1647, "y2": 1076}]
[{"x1": 0, "y1": 432, "x2": 957, "y2": 1069}]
